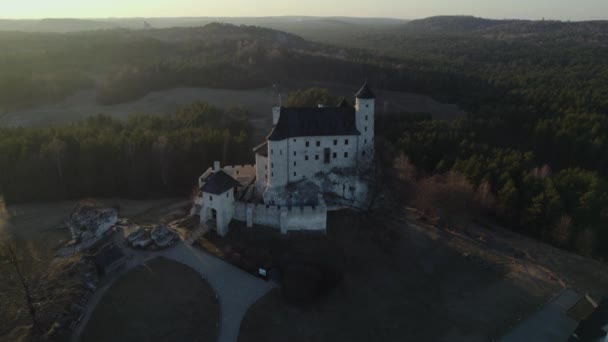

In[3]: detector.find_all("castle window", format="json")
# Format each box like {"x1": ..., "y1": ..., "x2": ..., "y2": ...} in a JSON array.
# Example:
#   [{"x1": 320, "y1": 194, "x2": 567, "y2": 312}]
[
  {"x1": 305, "y1": 141, "x2": 310, "y2": 147},
  {"x1": 364, "y1": 139, "x2": 367, "y2": 144},
  {"x1": 280, "y1": 150, "x2": 282, "y2": 155},
  {"x1": 293, "y1": 139, "x2": 296, "y2": 142},
  {"x1": 315, "y1": 155, "x2": 319, "y2": 160},
  {"x1": 305, "y1": 156, "x2": 309, "y2": 161},
  {"x1": 265, "y1": 175, "x2": 268, "y2": 180},
  {"x1": 366, "y1": 104, "x2": 369, "y2": 108},
  {"x1": 293, "y1": 151, "x2": 296, "y2": 156},
  {"x1": 294, "y1": 172, "x2": 297, "y2": 177},
  {"x1": 271, "y1": 172, "x2": 274, "y2": 177},
  {"x1": 344, "y1": 152, "x2": 349, "y2": 158},
  {"x1": 324, "y1": 148, "x2": 330, "y2": 164},
  {"x1": 333, "y1": 139, "x2": 337, "y2": 146},
  {"x1": 333, "y1": 152, "x2": 337, "y2": 159},
  {"x1": 316, "y1": 141, "x2": 320, "y2": 147},
  {"x1": 365, "y1": 115, "x2": 368, "y2": 121},
  {"x1": 226, "y1": 192, "x2": 229, "y2": 198},
  {"x1": 209, "y1": 195, "x2": 213, "y2": 201},
  {"x1": 362, "y1": 151, "x2": 366, "y2": 156},
  {"x1": 271, "y1": 149, "x2": 273, "y2": 155},
  {"x1": 294, "y1": 161, "x2": 297, "y2": 166},
  {"x1": 265, "y1": 165, "x2": 267, "y2": 170},
  {"x1": 345, "y1": 139, "x2": 349, "y2": 145},
  {"x1": 365, "y1": 127, "x2": 367, "y2": 132},
  {"x1": 271, "y1": 163, "x2": 274, "y2": 168}
]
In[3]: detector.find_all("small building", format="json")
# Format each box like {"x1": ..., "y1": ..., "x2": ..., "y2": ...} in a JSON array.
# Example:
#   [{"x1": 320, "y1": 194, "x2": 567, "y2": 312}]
[
  {"x1": 199, "y1": 169, "x2": 241, "y2": 236},
  {"x1": 93, "y1": 246, "x2": 126, "y2": 275},
  {"x1": 570, "y1": 299, "x2": 608, "y2": 342}
]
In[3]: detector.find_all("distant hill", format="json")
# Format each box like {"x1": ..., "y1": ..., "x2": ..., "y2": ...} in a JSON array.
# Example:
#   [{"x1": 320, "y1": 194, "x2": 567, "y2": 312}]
[
  {"x1": 404, "y1": 16, "x2": 509, "y2": 33},
  {"x1": 0, "y1": 18, "x2": 119, "y2": 32},
  {"x1": 402, "y1": 16, "x2": 608, "y2": 44}
]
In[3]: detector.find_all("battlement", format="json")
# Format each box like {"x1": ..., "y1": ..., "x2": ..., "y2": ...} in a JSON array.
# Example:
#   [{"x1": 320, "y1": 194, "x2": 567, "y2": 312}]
[{"x1": 233, "y1": 195, "x2": 327, "y2": 233}]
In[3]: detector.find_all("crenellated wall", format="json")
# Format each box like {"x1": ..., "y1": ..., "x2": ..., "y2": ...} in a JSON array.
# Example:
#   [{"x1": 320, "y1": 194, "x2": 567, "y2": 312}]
[{"x1": 233, "y1": 197, "x2": 327, "y2": 233}]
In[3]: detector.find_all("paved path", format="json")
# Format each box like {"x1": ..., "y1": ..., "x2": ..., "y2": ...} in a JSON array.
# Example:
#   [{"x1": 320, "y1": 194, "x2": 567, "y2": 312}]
[
  {"x1": 72, "y1": 241, "x2": 276, "y2": 342},
  {"x1": 160, "y1": 243, "x2": 276, "y2": 342},
  {"x1": 500, "y1": 289, "x2": 580, "y2": 342}
]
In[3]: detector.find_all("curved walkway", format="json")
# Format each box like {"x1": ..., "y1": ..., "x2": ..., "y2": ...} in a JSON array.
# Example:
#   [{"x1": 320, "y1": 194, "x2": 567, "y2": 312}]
[{"x1": 73, "y1": 241, "x2": 276, "y2": 342}]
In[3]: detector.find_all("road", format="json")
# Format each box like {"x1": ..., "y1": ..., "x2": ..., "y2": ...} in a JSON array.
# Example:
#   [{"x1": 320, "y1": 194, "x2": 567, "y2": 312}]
[
  {"x1": 500, "y1": 289, "x2": 580, "y2": 342},
  {"x1": 72, "y1": 241, "x2": 276, "y2": 342}
]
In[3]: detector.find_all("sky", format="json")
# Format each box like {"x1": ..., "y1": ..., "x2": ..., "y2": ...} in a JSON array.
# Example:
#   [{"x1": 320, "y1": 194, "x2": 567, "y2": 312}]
[{"x1": 2, "y1": 0, "x2": 607, "y2": 21}]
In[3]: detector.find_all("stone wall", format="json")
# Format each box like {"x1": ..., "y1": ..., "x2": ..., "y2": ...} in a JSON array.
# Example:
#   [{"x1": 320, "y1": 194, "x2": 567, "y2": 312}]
[{"x1": 233, "y1": 198, "x2": 327, "y2": 233}]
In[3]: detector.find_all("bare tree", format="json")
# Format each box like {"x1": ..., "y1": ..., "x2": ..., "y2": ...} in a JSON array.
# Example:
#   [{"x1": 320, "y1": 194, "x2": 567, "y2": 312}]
[
  {"x1": 46, "y1": 136, "x2": 67, "y2": 183},
  {"x1": 0, "y1": 198, "x2": 43, "y2": 336}
]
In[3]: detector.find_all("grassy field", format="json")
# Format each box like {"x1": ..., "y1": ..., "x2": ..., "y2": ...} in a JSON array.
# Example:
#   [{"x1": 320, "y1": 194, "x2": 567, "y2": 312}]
[
  {"x1": 80, "y1": 257, "x2": 219, "y2": 342},
  {"x1": 0, "y1": 85, "x2": 466, "y2": 143},
  {"x1": 236, "y1": 209, "x2": 575, "y2": 342}
]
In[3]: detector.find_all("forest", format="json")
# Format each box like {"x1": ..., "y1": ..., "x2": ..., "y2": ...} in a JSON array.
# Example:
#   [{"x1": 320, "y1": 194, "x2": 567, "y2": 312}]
[
  {"x1": 0, "y1": 102, "x2": 252, "y2": 203},
  {"x1": 1, "y1": 18, "x2": 608, "y2": 258}
]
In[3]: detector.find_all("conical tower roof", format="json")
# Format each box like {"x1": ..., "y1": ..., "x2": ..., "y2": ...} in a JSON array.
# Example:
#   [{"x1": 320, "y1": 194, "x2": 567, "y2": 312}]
[{"x1": 355, "y1": 81, "x2": 375, "y2": 99}]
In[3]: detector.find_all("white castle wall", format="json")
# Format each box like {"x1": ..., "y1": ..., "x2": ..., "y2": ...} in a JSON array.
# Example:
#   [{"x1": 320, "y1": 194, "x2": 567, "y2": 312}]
[
  {"x1": 233, "y1": 199, "x2": 327, "y2": 233},
  {"x1": 255, "y1": 153, "x2": 268, "y2": 194},
  {"x1": 268, "y1": 139, "x2": 289, "y2": 187},
  {"x1": 280, "y1": 205, "x2": 327, "y2": 233}
]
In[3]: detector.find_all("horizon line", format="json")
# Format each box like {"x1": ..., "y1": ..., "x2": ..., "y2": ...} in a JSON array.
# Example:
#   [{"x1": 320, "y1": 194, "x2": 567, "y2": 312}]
[{"x1": 0, "y1": 14, "x2": 605, "y2": 22}]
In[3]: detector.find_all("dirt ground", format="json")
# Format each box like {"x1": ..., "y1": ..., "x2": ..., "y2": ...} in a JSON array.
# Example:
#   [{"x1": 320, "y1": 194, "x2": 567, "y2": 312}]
[
  {"x1": 0, "y1": 85, "x2": 466, "y2": 143},
  {"x1": 237, "y1": 207, "x2": 608, "y2": 342},
  {"x1": 80, "y1": 257, "x2": 219, "y2": 342},
  {"x1": 0, "y1": 198, "x2": 188, "y2": 339}
]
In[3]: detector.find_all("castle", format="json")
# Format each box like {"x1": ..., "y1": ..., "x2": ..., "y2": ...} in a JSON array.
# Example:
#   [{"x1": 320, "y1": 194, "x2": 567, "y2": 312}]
[{"x1": 193, "y1": 82, "x2": 376, "y2": 235}]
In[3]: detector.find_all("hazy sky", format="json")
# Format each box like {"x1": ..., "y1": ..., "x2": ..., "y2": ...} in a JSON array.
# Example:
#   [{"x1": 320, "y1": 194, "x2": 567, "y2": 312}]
[{"x1": 2, "y1": 0, "x2": 607, "y2": 21}]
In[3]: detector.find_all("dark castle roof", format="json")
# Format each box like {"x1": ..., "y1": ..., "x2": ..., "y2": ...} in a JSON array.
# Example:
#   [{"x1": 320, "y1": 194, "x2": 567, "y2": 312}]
[
  {"x1": 355, "y1": 81, "x2": 376, "y2": 99},
  {"x1": 337, "y1": 98, "x2": 351, "y2": 108},
  {"x1": 253, "y1": 141, "x2": 268, "y2": 157},
  {"x1": 267, "y1": 106, "x2": 360, "y2": 141},
  {"x1": 200, "y1": 170, "x2": 240, "y2": 195}
]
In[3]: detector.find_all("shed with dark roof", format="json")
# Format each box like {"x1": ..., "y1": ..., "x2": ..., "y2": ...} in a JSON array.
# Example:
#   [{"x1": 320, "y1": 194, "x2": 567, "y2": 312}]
[
  {"x1": 267, "y1": 107, "x2": 360, "y2": 141},
  {"x1": 200, "y1": 170, "x2": 241, "y2": 195}
]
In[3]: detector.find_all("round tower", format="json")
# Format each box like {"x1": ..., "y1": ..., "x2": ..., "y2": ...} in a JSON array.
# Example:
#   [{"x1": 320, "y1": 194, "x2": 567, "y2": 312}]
[{"x1": 354, "y1": 81, "x2": 375, "y2": 166}]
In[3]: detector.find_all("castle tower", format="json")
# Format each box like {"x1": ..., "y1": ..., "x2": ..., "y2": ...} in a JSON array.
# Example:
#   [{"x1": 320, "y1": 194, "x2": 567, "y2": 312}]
[{"x1": 354, "y1": 81, "x2": 375, "y2": 166}]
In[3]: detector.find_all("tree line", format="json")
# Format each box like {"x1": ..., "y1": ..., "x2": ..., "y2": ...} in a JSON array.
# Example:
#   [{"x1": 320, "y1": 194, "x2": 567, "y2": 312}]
[{"x1": 0, "y1": 102, "x2": 252, "y2": 204}]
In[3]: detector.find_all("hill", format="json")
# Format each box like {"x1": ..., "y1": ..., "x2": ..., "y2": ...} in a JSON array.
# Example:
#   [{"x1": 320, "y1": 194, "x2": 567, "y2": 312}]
[
  {"x1": 403, "y1": 15, "x2": 512, "y2": 33},
  {"x1": 0, "y1": 18, "x2": 119, "y2": 32}
]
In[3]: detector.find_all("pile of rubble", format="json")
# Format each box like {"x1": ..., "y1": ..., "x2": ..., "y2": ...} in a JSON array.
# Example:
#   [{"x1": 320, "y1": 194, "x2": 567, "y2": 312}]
[
  {"x1": 66, "y1": 201, "x2": 118, "y2": 242},
  {"x1": 126, "y1": 224, "x2": 178, "y2": 250}
]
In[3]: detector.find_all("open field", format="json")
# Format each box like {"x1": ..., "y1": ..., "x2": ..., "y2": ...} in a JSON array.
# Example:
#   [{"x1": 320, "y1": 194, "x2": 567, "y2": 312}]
[
  {"x1": 0, "y1": 85, "x2": 466, "y2": 143},
  {"x1": 4, "y1": 198, "x2": 187, "y2": 247},
  {"x1": 80, "y1": 256, "x2": 220, "y2": 342},
  {"x1": 237, "y1": 208, "x2": 608, "y2": 342}
]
